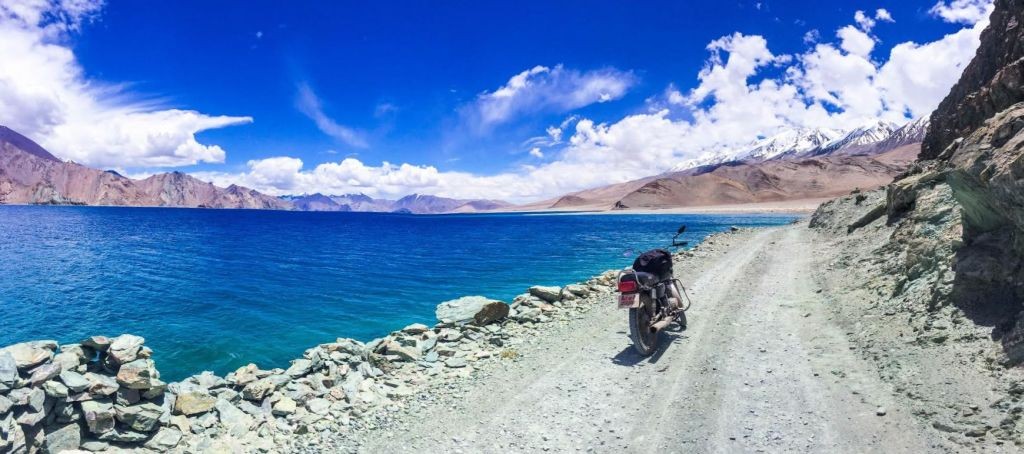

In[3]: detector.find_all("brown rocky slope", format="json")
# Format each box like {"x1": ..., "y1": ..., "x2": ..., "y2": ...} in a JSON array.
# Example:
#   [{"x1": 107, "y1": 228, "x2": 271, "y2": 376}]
[{"x1": 806, "y1": 0, "x2": 1024, "y2": 446}]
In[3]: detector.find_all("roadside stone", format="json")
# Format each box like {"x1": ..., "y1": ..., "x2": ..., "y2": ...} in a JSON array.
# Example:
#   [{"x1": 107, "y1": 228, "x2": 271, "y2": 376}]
[
  {"x1": 384, "y1": 340, "x2": 421, "y2": 362},
  {"x1": 445, "y1": 357, "x2": 468, "y2": 368},
  {"x1": 242, "y1": 375, "x2": 289, "y2": 401},
  {"x1": 115, "y1": 402, "x2": 163, "y2": 432},
  {"x1": 15, "y1": 406, "x2": 46, "y2": 426},
  {"x1": 42, "y1": 379, "x2": 69, "y2": 398},
  {"x1": 565, "y1": 284, "x2": 589, "y2": 297},
  {"x1": 52, "y1": 352, "x2": 83, "y2": 372},
  {"x1": 285, "y1": 359, "x2": 313, "y2": 377},
  {"x1": 272, "y1": 396, "x2": 297, "y2": 416},
  {"x1": 83, "y1": 372, "x2": 119, "y2": 397},
  {"x1": 144, "y1": 427, "x2": 182, "y2": 450},
  {"x1": 22, "y1": 387, "x2": 45, "y2": 412},
  {"x1": 173, "y1": 390, "x2": 216, "y2": 416},
  {"x1": 473, "y1": 301, "x2": 510, "y2": 326},
  {"x1": 44, "y1": 422, "x2": 82, "y2": 453},
  {"x1": 79, "y1": 440, "x2": 111, "y2": 452},
  {"x1": 116, "y1": 359, "x2": 159, "y2": 389},
  {"x1": 169, "y1": 414, "x2": 190, "y2": 433},
  {"x1": 116, "y1": 388, "x2": 140, "y2": 406},
  {"x1": 59, "y1": 370, "x2": 90, "y2": 393},
  {"x1": 81, "y1": 399, "x2": 116, "y2": 434},
  {"x1": 215, "y1": 398, "x2": 254, "y2": 437},
  {"x1": 53, "y1": 401, "x2": 79, "y2": 424},
  {"x1": 0, "y1": 351, "x2": 16, "y2": 388},
  {"x1": 436, "y1": 296, "x2": 505, "y2": 324},
  {"x1": 191, "y1": 371, "x2": 226, "y2": 389},
  {"x1": 97, "y1": 427, "x2": 148, "y2": 443},
  {"x1": 1, "y1": 342, "x2": 54, "y2": 370},
  {"x1": 402, "y1": 323, "x2": 430, "y2": 334},
  {"x1": 107, "y1": 334, "x2": 145, "y2": 365},
  {"x1": 0, "y1": 395, "x2": 11, "y2": 414},
  {"x1": 141, "y1": 379, "x2": 166, "y2": 399},
  {"x1": 230, "y1": 364, "x2": 260, "y2": 386},
  {"x1": 81, "y1": 336, "x2": 111, "y2": 352},
  {"x1": 529, "y1": 286, "x2": 562, "y2": 303},
  {"x1": 306, "y1": 398, "x2": 330, "y2": 415}
]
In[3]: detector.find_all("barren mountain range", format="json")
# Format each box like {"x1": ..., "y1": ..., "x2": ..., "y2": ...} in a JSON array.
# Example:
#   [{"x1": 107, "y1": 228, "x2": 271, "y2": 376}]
[
  {"x1": 1, "y1": 114, "x2": 925, "y2": 213},
  {"x1": 516, "y1": 119, "x2": 926, "y2": 211}
]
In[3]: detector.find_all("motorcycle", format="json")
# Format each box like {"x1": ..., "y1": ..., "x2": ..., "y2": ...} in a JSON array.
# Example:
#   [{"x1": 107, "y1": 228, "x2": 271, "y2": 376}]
[{"x1": 617, "y1": 227, "x2": 691, "y2": 356}]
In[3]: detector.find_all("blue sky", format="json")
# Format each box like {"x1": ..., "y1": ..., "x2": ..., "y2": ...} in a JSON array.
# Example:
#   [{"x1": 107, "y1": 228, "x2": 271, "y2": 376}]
[{"x1": 0, "y1": 0, "x2": 993, "y2": 201}]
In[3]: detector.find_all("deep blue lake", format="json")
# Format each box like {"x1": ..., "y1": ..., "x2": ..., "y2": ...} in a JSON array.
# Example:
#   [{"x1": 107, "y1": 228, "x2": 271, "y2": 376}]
[{"x1": 0, "y1": 206, "x2": 796, "y2": 380}]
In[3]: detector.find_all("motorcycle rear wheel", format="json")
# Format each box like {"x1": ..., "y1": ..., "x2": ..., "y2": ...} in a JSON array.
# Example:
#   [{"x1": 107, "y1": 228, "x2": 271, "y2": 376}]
[{"x1": 628, "y1": 294, "x2": 659, "y2": 356}]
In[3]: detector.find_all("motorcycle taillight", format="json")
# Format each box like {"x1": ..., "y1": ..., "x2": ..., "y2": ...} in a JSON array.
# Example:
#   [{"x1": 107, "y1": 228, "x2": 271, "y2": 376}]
[{"x1": 618, "y1": 279, "x2": 638, "y2": 293}]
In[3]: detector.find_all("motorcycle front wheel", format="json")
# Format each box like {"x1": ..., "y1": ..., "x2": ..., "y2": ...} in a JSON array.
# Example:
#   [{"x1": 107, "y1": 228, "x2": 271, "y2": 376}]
[{"x1": 628, "y1": 294, "x2": 659, "y2": 356}]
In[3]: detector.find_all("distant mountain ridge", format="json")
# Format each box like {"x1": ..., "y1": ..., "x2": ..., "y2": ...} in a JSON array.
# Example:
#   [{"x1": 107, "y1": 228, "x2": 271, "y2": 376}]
[
  {"x1": 0, "y1": 126, "x2": 507, "y2": 213},
  {"x1": 280, "y1": 192, "x2": 513, "y2": 214}
]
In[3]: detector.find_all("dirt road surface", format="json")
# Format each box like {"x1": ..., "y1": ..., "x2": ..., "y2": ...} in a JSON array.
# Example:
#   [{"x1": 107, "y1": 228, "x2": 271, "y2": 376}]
[{"x1": 353, "y1": 225, "x2": 1003, "y2": 453}]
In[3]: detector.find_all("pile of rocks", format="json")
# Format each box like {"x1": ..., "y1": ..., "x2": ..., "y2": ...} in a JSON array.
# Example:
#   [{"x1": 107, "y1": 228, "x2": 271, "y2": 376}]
[
  {"x1": 0, "y1": 271, "x2": 622, "y2": 453},
  {"x1": 1, "y1": 334, "x2": 176, "y2": 453}
]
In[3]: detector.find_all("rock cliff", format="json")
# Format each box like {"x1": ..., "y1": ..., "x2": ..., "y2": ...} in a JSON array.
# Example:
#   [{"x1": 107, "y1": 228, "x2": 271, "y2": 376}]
[{"x1": 922, "y1": 0, "x2": 1021, "y2": 159}]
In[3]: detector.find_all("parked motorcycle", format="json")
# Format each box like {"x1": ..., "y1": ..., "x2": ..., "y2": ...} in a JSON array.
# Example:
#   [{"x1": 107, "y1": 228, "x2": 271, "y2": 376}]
[{"x1": 616, "y1": 249, "x2": 689, "y2": 356}]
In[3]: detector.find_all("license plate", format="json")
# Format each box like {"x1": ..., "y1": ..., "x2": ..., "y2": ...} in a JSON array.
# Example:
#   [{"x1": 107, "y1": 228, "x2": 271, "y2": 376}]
[{"x1": 618, "y1": 293, "x2": 639, "y2": 309}]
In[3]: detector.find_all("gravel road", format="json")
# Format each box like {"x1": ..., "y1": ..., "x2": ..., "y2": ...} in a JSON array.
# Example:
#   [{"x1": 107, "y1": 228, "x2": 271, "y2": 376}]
[{"x1": 354, "y1": 225, "x2": 969, "y2": 453}]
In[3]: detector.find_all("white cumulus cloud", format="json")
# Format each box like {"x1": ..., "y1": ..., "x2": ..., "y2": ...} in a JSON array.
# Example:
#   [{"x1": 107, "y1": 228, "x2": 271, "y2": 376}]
[
  {"x1": 0, "y1": 0, "x2": 252, "y2": 168},
  {"x1": 930, "y1": 0, "x2": 994, "y2": 24}
]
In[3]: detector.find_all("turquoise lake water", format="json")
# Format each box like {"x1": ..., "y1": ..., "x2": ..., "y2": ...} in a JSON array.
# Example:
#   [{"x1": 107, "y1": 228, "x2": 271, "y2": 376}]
[{"x1": 0, "y1": 206, "x2": 796, "y2": 380}]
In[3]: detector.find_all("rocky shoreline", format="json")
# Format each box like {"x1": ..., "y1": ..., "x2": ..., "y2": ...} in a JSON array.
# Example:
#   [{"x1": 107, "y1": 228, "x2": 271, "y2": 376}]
[{"x1": 0, "y1": 239, "x2": 721, "y2": 454}]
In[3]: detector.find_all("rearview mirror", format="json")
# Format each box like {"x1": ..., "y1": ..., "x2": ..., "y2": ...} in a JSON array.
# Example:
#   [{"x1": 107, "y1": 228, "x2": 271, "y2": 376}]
[{"x1": 676, "y1": 225, "x2": 687, "y2": 234}]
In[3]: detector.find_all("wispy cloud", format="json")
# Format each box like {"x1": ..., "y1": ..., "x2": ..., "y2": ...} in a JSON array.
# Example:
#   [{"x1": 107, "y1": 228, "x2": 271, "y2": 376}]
[
  {"x1": 295, "y1": 82, "x2": 368, "y2": 148},
  {"x1": 464, "y1": 65, "x2": 636, "y2": 131}
]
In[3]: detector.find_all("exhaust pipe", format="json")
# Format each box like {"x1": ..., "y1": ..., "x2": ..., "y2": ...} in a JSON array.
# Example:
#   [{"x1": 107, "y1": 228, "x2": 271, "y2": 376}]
[{"x1": 650, "y1": 319, "x2": 673, "y2": 333}]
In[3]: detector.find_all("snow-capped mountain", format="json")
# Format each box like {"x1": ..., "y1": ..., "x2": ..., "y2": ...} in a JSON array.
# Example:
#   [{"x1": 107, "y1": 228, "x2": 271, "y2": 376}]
[
  {"x1": 872, "y1": 117, "x2": 929, "y2": 152},
  {"x1": 809, "y1": 120, "x2": 899, "y2": 156},
  {"x1": 671, "y1": 127, "x2": 843, "y2": 171},
  {"x1": 671, "y1": 118, "x2": 925, "y2": 172},
  {"x1": 744, "y1": 127, "x2": 845, "y2": 160}
]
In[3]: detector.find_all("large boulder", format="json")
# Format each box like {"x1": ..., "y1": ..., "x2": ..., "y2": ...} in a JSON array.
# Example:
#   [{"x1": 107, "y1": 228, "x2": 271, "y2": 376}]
[
  {"x1": 44, "y1": 422, "x2": 82, "y2": 453},
  {"x1": 173, "y1": 390, "x2": 216, "y2": 416},
  {"x1": 116, "y1": 359, "x2": 159, "y2": 389},
  {"x1": 0, "y1": 352, "x2": 17, "y2": 389},
  {"x1": 215, "y1": 399, "x2": 254, "y2": 437},
  {"x1": 1, "y1": 342, "x2": 55, "y2": 370},
  {"x1": 83, "y1": 373, "x2": 119, "y2": 397},
  {"x1": 28, "y1": 363, "x2": 61, "y2": 386},
  {"x1": 59, "y1": 370, "x2": 90, "y2": 393},
  {"x1": 115, "y1": 402, "x2": 163, "y2": 432},
  {"x1": 81, "y1": 399, "x2": 116, "y2": 434},
  {"x1": 528, "y1": 286, "x2": 562, "y2": 303},
  {"x1": 107, "y1": 335, "x2": 145, "y2": 365},
  {"x1": 436, "y1": 296, "x2": 510, "y2": 325}
]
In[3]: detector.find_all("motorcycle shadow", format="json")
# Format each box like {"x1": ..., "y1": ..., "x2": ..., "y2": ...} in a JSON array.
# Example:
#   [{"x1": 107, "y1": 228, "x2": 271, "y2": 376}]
[{"x1": 610, "y1": 328, "x2": 686, "y2": 367}]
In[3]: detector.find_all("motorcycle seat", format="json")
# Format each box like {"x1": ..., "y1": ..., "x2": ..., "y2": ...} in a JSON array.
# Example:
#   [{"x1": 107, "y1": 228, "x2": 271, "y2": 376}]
[{"x1": 634, "y1": 271, "x2": 660, "y2": 287}]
